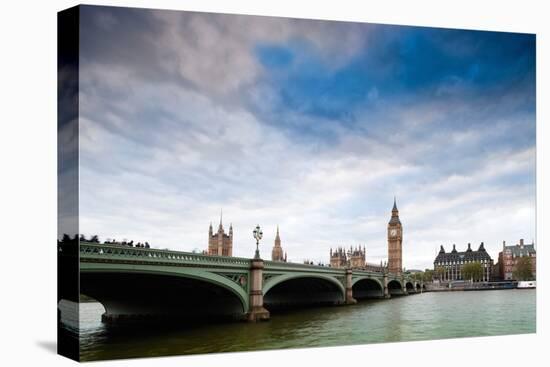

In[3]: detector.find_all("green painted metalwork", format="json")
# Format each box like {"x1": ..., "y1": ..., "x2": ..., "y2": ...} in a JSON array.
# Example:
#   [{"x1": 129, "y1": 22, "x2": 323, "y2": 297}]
[
  {"x1": 78, "y1": 242, "x2": 417, "y2": 316},
  {"x1": 80, "y1": 242, "x2": 251, "y2": 268},
  {"x1": 80, "y1": 262, "x2": 251, "y2": 312},
  {"x1": 264, "y1": 260, "x2": 346, "y2": 273},
  {"x1": 80, "y1": 242, "x2": 252, "y2": 312}
]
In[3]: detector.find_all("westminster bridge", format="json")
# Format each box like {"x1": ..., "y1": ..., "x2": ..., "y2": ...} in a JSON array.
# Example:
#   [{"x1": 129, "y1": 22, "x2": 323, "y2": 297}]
[{"x1": 72, "y1": 242, "x2": 424, "y2": 323}]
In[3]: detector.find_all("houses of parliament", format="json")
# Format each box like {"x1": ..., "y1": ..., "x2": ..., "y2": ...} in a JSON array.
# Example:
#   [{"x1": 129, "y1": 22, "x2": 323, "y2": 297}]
[{"x1": 206, "y1": 199, "x2": 402, "y2": 272}]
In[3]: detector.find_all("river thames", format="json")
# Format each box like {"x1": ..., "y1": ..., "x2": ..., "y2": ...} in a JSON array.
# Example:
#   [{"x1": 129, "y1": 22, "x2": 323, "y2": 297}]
[{"x1": 64, "y1": 289, "x2": 535, "y2": 361}]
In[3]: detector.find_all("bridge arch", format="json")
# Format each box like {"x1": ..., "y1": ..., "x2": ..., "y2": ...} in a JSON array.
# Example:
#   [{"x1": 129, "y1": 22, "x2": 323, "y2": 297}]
[
  {"x1": 351, "y1": 277, "x2": 384, "y2": 299},
  {"x1": 387, "y1": 279, "x2": 405, "y2": 296},
  {"x1": 415, "y1": 283, "x2": 421, "y2": 292},
  {"x1": 263, "y1": 273, "x2": 345, "y2": 310},
  {"x1": 80, "y1": 265, "x2": 250, "y2": 322},
  {"x1": 405, "y1": 281, "x2": 415, "y2": 293}
]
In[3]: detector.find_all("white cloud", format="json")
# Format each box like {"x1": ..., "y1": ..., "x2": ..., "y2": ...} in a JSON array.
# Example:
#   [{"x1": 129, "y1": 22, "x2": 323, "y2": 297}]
[
  {"x1": 77, "y1": 9, "x2": 535, "y2": 271},
  {"x1": 79, "y1": 71, "x2": 535, "y2": 269},
  {"x1": 141, "y1": 10, "x2": 370, "y2": 97}
]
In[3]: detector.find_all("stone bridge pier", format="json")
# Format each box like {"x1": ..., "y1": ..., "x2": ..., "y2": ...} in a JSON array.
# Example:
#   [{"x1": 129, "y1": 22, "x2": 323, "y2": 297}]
[
  {"x1": 383, "y1": 273, "x2": 390, "y2": 298},
  {"x1": 246, "y1": 258, "x2": 270, "y2": 321},
  {"x1": 345, "y1": 269, "x2": 357, "y2": 304}
]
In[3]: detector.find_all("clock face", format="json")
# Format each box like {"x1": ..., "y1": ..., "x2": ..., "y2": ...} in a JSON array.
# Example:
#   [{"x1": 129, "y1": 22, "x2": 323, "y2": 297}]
[{"x1": 390, "y1": 229, "x2": 397, "y2": 237}]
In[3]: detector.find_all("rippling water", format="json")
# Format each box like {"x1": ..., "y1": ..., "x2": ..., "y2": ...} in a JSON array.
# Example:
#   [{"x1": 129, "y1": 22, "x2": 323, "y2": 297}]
[{"x1": 63, "y1": 289, "x2": 535, "y2": 361}]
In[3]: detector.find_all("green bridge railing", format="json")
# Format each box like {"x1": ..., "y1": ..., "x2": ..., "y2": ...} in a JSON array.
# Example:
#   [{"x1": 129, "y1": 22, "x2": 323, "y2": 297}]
[
  {"x1": 79, "y1": 242, "x2": 252, "y2": 268},
  {"x1": 78, "y1": 242, "x2": 401, "y2": 278}
]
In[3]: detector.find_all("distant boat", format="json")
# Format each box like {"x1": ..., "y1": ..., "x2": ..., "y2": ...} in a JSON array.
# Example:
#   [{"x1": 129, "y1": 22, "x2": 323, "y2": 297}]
[{"x1": 517, "y1": 281, "x2": 536, "y2": 289}]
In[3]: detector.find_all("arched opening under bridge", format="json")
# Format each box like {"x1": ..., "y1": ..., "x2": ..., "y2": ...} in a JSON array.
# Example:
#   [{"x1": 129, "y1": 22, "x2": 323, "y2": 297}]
[
  {"x1": 388, "y1": 279, "x2": 405, "y2": 296},
  {"x1": 263, "y1": 275, "x2": 345, "y2": 311},
  {"x1": 80, "y1": 271, "x2": 247, "y2": 323},
  {"x1": 352, "y1": 278, "x2": 385, "y2": 299}
]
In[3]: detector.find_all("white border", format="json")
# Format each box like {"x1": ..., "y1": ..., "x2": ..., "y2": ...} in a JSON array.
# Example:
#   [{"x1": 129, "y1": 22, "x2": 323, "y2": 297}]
[{"x1": 0, "y1": 1, "x2": 547, "y2": 366}]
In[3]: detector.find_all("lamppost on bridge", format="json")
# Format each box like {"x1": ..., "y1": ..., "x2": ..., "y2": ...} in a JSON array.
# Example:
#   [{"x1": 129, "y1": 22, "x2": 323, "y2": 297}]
[{"x1": 253, "y1": 224, "x2": 263, "y2": 259}]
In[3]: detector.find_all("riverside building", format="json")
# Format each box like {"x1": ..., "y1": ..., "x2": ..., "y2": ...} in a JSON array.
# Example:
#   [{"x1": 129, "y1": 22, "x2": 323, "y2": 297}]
[
  {"x1": 434, "y1": 243, "x2": 493, "y2": 282},
  {"x1": 497, "y1": 239, "x2": 536, "y2": 280}
]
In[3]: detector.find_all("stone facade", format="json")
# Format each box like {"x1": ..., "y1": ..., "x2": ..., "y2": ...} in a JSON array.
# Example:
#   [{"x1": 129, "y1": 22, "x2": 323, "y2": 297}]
[
  {"x1": 329, "y1": 246, "x2": 366, "y2": 268},
  {"x1": 434, "y1": 243, "x2": 493, "y2": 282},
  {"x1": 498, "y1": 239, "x2": 536, "y2": 280},
  {"x1": 271, "y1": 226, "x2": 287, "y2": 262},
  {"x1": 330, "y1": 247, "x2": 348, "y2": 268},
  {"x1": 349, "y1": 246, "x2": 366, "y2": 268},
  {"x1": 207, "y1": 214, "x2": 233, "y2": 256},
  {"x1": 387, "y1": 198, "x2": 403, "y2": 274}
]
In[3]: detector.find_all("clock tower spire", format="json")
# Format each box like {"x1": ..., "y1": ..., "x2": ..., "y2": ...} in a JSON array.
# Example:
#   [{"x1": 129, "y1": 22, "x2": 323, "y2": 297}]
[{"x1": 387, "y1": 197, "x2": 403, "y2": 274}]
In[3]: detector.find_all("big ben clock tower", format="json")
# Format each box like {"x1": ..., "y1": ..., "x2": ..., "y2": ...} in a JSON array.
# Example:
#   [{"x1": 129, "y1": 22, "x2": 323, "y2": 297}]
[{"x1": 387, "y1": 197, "x2": 403, "y2": 274}]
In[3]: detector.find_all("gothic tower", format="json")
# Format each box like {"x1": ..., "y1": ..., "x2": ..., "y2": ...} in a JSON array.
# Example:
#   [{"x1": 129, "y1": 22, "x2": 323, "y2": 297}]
[
  {"x1": 207, "y1": 210, "x2": 233, "y2": 256},
  {"x1": 271, "y1": 225, "x2": 285, "y2": 261},
  {"x1": 349, "y1": 245, "x2": 366, "y2": 268},
  {"x1": 387, "y1": 197, "x2": 403, "y2": 274},
  {"x1": 330, "y1": 247, "x2": 348, "y2": 268}
]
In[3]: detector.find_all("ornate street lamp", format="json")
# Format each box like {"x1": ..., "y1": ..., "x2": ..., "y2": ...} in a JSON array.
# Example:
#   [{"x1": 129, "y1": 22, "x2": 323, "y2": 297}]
[{"x1": 253, "y1": 224, "x2": 263, "y2": 259}]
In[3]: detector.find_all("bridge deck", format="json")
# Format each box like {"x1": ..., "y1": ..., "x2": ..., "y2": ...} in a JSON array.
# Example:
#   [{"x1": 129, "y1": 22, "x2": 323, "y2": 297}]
[{"x1": 79, "y1": 242, "x2": 390, "y2": 277}]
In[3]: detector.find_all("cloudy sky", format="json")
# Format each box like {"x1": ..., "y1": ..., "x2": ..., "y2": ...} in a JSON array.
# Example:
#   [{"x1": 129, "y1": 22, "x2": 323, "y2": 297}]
[{"x1": 78, "y1": 5, "x2": 535, "y2": 270}]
